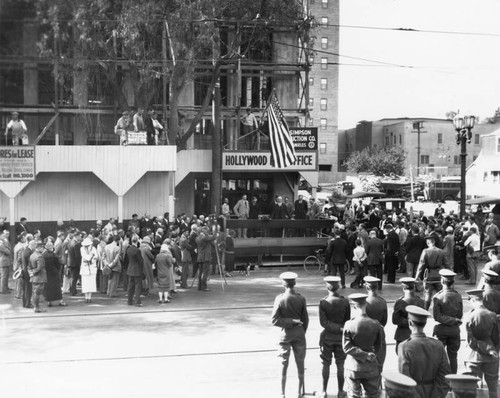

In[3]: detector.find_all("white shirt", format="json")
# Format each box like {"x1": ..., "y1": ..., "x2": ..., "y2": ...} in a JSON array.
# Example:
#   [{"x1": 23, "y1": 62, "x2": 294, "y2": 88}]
[{"x1": 464, "y1": 233, "x2": 481, "y2": 252}]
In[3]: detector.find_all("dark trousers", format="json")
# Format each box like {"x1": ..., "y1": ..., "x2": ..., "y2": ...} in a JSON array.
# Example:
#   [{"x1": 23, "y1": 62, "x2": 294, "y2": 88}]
[
  {"x1": 70, "y1": 267, "x2": 80, "y2": 295},
  {"x1": 367, "y1": 263, "x2": 383, "y2": 289},
  {"x1": 198, "y1": 261, "x2": 210, "y2": 290},
  {"x1": 127, "y1": 275, "x2": 142, "y2": 305},
  {"x1": 22, "y1": 276, "x2": 32, "y2": 307},
  {"x1": 435, "y1": 333, "x2": 460, "y2": 374},
  {"x1": 385, "y1": 254, "x2": 398, "y2": 283},
  {"x1": 328, "y1": 263, "x2": 345, "y2": 287}
]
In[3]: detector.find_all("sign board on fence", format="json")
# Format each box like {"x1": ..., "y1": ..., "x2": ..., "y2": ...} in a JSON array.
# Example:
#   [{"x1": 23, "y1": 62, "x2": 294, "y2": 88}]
[
  {"x1": 289, "y1": 127, "x2": 317, "y2": 151},
  {"x1": 222, "y1": 151, "x2": 317, "y2": 171},
  {"x1": 127, "y1": 131, "x2": 147, "y2": 145},
  {"x1": 0, "y1": 146, "x2": 36, "y2": 181}
]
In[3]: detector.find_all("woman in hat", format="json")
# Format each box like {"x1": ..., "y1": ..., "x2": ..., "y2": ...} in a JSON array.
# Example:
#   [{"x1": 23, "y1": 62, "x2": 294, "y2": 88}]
[
  {"x1": 43, "y1": 241, "x2": 66, "y2": 307},
  {"x1": 80, "y1": 237, "x2": 98, "y2": 303},
  {"x1": 154, "y1": 243, "x2": 175, "y2": 303}
]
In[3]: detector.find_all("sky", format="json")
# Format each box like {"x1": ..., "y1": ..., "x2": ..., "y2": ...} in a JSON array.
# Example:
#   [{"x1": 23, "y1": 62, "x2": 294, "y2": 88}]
[{"x1": 338, "y1": 0, "x2": 500, "y2": 129}]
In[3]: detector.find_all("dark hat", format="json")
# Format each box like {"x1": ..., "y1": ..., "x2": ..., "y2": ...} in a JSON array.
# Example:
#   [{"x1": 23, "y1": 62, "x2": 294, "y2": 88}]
[
  {"x1": 406, "y1": 305, "x2": 431, "y2": 323},
  {"x1": 445, "y1": 374, "x2": 479, "y2": 393},
  {"x1": 280, "y1": 272, "x2": 298, "y2": 281},
  {"x1": 465, "y1": 289, "x2": 484, "y2": 299},
  {"x1": 348, "y1": 293, "x2": 368, "y2": 304},
  {"x1": 424, "y1": 235, "x2": 436, "y2": 241},
  {"x1": 363, "y1": 276, "x2": 381, "y2": 285},
  {"x1": 482, "y1": 269, "x2": 498, "y2": 282},
  {"x1": 132, "y1": 214, "x2": 138, "y2": 218},
  {"x1": 382, "y1": 372, "x2": 417, "y2": 394},
  {"x1": 385, "y1": 223, "x2": 393, "y2": 229},
  {"x1": 483, "y1": 244, "x2": 500, "y2": 253},
  {"x1": 324, "y1": 276, "x2": 341, "y2": 284},
  {"x1": 121, "y1": 110, "x2": 129, "y2": 116},
  {"x1": 439, "y1": 269, "x2": 457, "y2": 280}
]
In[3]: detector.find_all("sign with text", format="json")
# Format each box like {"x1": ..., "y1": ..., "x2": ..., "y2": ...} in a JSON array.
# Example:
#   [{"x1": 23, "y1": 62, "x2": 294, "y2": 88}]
[
  {"x1": 127, "y1": 131, "x2": 147, "y2": 145},
  {"x1": 0, "y1": 146, "x2": 36, "y2": 181},
  {"x1": 290, "y1": 127, "x2": 317, "y2": 151},
  {"x1": 223, "y1": 151, "x2": 318, "y2": 171}
]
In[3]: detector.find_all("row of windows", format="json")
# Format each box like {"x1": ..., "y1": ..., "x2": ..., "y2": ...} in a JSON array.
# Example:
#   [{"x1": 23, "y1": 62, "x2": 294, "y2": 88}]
[
  {"x1": 308, "y1": 118, "x2": 328, "y2": 129},
  {"x1": 309, "y1": 77, "x2": 328, "y2": 89},
  {"x1": 438, "y1": 132, "x2": 481, "y2": 145},
  {"x1": 420, "y1": 154, "x2": 477, "y2": 165},
  {"x1": 308, "y1": 98, "x2": 328, "y2": 110},
  {"x1": 484, "y1": 171, "x2": 500, "y2": 184},
  {"x1": 386, "y1": 132, "x2": 483, "y2": 146},
  {"x1": 310, "y1": 0, "x2": 330, "y2": 8}
]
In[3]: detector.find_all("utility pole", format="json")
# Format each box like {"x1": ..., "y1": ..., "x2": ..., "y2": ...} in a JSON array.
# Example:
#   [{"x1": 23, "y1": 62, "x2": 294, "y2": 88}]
[{"x1": 414, "y1": 121, "x2": 423, "y2": 176}]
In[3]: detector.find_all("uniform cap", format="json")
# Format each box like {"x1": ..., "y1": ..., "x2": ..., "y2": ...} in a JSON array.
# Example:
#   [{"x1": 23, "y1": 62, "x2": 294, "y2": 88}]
[
  {"x1": 465, "y1": 289, "x2": 484, "y2": 299},
  {"x1": 324, "y1": 276, "x2": 341, "y2": 284},
  {"x1": 399, "y1": 277, "x2": 416, "y2": 286},
  {"x1": 363, "y1": 276, "x2": 381, "y2": 284},
  {"x1": 348, "y1": 293, "x2": 368, "y2": 303},
  {"x1": 382, "y1": 372, "x2": 417, "y2": 393},
  {"x1": 406, "y1": 305, "x2": 430, "y2": 323},
  {"x1": 445, "y1": 374, "x2": 479, "y2": 392},
  {"x1": 481, "y1": 269, "x2": 498, "y2": 281},
  {"x1": 439, "y1": 269, "x2": 457, "y2": 279},
  {"x1": 280, "y1": 272, "x2": 298, "y2": 281}
]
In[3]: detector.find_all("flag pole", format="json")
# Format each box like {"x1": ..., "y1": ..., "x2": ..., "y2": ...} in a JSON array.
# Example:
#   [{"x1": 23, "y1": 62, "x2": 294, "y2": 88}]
[{"x1": 259, "y1": 88, "x2": 276, "y2": 127}]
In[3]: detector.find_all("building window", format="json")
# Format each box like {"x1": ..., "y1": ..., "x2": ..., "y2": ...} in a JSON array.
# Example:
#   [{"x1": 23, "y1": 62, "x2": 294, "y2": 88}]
[
  {"x1": 321, "y1": 17, "x2": 328, "y2": 25},
  {"x1": 399, "y1": 135, "x2": 402, "y2": 145},
  {"x1": 322, "y1": 0, "x2": 328, "y2": 8},
  {"x1": 421, "y1": 155, "x2": 430, "y2": 165},
  {"x1": 454, "y1": 156, "x2": 459, "y2": 165},
  {"x1": 385, "y1": 136, "x2": 389, "y2": 146},
  {"x1": 438, "y1": 133, "x2": 442, "y2": 144},
  {"x1": 393, "y1": 135, "x2": 396, "y2": 145},
  {"x1": 321, "y1": 58, "x2": 328, "y2": 70},
  {"x1": 484, "y1": 172, "x2": 488, "y2": 182},
  {"x1": 493, "y1": 171, "x2": 500, "y2": 184},
  {"x1": 309, "y1": 98, "x2": 314, "y2": 107},
  {"x1": 309, "y1": 77, "x2": 314, "y2": 86},
  {"x1": 320, "y1": 98, "x2": 327, "y2": 111},
  {"x1": 475, "y1": 134, "x2": 480, "y2": 145},
  {"x1": 320, "y1": 143, "x2": 327, "y2": 154},
  {"x1": 319, "y1": 164, "x2": 332, "y2": 171},
  {"x1": 320, "y1": 78, "x2": 328, "y2": 90},
  {"x1": 321, "y1": 37, "x2": 328, "y2": 49},
  {"x1": 320, "y1": 118, "x2": 327, "y2": 130}
]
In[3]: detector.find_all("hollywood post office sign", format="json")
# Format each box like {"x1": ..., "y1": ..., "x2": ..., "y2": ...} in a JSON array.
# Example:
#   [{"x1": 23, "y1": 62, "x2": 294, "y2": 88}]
[
  {"x1": 289, "y1": 127, "x2": 317, "y2": 151},
  {"x1": 223, "y1": 152, "x2": 318, "y2": 171},
  {"x1": 0, "y1": 146, "x2": 36, "y2": 181}
]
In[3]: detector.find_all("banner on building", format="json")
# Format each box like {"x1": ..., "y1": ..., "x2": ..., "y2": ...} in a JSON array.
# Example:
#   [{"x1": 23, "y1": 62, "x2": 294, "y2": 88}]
[
  {"x1": 289, "y1": 127, "x2": 318, "y2": 151},
  {"x1": 0, "y1": 146, "x2": 36, "y2": 181},
  {"x1": 127, "y1": 131, "x2": 147, "y2": 145},
  {"x1": 222, "y1": 151, "x2": 317, "y2": 171}
]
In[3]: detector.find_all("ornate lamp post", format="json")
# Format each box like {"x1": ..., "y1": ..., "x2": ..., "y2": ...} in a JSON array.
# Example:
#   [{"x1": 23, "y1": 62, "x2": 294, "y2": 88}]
[{"x1": 452, "y1": 115, "x2": 475, "y2": 218}]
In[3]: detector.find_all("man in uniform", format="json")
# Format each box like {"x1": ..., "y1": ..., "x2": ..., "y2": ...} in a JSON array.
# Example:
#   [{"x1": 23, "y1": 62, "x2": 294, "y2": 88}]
[
  {"x1": 479, "y1": 244, "x2": 500, "y2": 290},
  {"x1": 271, "y1": 272, "x2": 309, "y2": 398},
  {"x1": 28, "y1": 241, "x2": 47, "y2": 313},
  {"x1": 381, "y1": 372, "x2": 417, "y2": 398},
  {"x1": 343, "y1": 293, "x2": 385, "y2": 398},
  {"x1": 392, "y1": 277, "x2": 425, "y2": 352},
  {"x1": 318, "y1": 276, "x2": 350, "y2": 398},
  {"x1": 432, "y1": 269, "x2": 463, "y2": 374},
  {"x1": 398, "y1": 306, "x2": 451, "y2": 398},
  {"x1": 364, "y1": 276, "x2": 387, "y2": 374},
  {"x1": 415, "y1": 235, "x2": 448, "y2": 310},
  {"x1": 482, "y1": 269, "x2": 500, "y2": 314},
  {"x1": 464, "y1": 289, "x2": 499, "y2": 398}
]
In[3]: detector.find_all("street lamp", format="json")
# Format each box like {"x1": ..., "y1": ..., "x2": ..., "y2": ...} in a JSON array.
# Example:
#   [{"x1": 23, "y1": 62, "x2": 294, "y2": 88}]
[{"x1": 452, "y1": 114, "x2": 475, "y2": 218}]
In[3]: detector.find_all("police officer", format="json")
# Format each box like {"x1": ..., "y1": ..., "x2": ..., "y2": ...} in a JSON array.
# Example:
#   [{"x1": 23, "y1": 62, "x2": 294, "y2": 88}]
[
  {"x1": 415, "y1": 235, "x2": 448, "y2": 310},
  {"x1": 382, "y1": 372, "x2": 417, "y2": 398},
  {"x1": 343, "y1": 293, "x2": 385, "y2": 398},
  {"x1": 464, "y1": 289, "x2": 499, "y2": 398},
  {"x1": 479, "y1": 244, "x2": 500, "y2": 290},
  {"x1": 445, "y1": 374, "x2": 480, "y2": 398},
  {"x1": 398, "y1": 305, "x2": 451, "y2": 398},
  {"x1": 318, "y1": 276, "x2": 350, "y2": 398},
  {"x1": 432, "y1": 269, "x2": 463, "y2": 374},
  {"x1": 271, "y1": 272, "x2": 309, "y2": 398},
  {"x1": 392, "y1": 277, "x2": 425, "y2": 352},
  {"x1": 364, "y1": 276, "x2": 387, "y2": 373},
  {"x1": 482, "y1": 269, "x2": 500, "y2": 314}
]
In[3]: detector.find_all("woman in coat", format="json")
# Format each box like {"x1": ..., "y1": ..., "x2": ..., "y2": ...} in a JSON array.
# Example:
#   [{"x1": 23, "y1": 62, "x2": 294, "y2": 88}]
[
  {"x1": 43, "y1": 241, "x2": 66, "y2": 307},
  {"x1": 139, "y1": 236, "x2": 155, "y2": 297},
  {"x1": 154, "y1": 243, "x2": 175, "y2": 303},
  {"x1": 80, "y1": 237, "x2": 98, "y2": 303}
]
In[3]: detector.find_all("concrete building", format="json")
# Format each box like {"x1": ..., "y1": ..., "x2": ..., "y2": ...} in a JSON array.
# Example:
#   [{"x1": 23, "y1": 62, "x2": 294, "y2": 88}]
[{"x1": 339, "y1": 117, "x2": 499, "y2": 178}]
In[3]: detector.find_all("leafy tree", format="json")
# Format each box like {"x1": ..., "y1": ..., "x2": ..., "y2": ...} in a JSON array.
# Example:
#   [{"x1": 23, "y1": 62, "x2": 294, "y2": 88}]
[
  {"x1": 483, "y1": 107, "x2": 500, "y2": 124},
  {"x1": 344, "y1": 146, "x2": 407, "y2": 176},
  {"x1": 33, "y1": 0, "x2": 310, "y2": 147}
]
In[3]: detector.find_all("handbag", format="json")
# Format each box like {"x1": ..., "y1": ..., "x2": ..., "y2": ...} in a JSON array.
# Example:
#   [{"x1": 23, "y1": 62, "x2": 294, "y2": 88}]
[{"x1": 102, "y1": 265, "x2": 112, "y2": 276}]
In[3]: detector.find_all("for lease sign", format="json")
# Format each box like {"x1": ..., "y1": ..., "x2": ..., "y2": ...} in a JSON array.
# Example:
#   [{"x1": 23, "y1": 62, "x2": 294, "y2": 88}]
[{"x1": 0, "y1": 146, "x2": 36, "y2": 181}]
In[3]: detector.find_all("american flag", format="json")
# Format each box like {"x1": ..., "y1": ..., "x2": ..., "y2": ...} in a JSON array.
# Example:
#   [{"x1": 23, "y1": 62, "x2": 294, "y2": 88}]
[{"x1": 267, "y1": 92, "x2": 297, "y2": 168}]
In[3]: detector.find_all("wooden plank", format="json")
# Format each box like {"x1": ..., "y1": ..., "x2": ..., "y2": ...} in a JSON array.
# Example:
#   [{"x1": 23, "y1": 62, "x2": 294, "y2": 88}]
[{"x1": 33, "y1": 112, "x2": 59, "y2": 145}]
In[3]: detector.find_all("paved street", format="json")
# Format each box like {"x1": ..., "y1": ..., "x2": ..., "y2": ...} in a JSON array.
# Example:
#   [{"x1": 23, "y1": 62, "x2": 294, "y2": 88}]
[{"x1": 0, "y1": 265, "x2": 492, "y2": 398}]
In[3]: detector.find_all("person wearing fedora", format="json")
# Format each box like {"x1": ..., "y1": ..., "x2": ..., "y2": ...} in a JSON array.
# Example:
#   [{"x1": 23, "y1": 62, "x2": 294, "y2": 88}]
[
  {"x1": 432, "y1": 269, "x2": 463, "y2": 374},
  {"x1": 28, "y1": 241, "x2": 47, "y2": 313},
  {"x1": 398, "y1": 306, "x2": 451, "y2": 398},
  {"x1": 4, "y1": 111, "x2": 27, "y2": 145},
  {"x1": 271, "y1": 272, "x2": 309, "y2": 398},
  {"x1": 318, "y1": 276, "x2": 350, "y2": 398},
  {"x1": 342, "y1": 293, "x2": 385, "y2": 398},
  {"x1": 463, "y1": 289, "x2": 499, "y2": 398},
  {"x1": 415, "y1": 234, "x2": 448, "y2": 310}
]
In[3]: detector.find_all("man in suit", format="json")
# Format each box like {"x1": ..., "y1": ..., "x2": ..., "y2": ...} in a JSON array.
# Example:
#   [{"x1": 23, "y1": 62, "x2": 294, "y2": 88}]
[
  {"x1": 294, "y1": 195, "x2": 308, "y2": 237},
  {"x1": 15, "y1": 217, "x2": 31, "y2": 237},
  {"x1": 270, "y1": 196, "x2": 288, "y2": 237},
  {"x1": 325, "y1": 230, "x2": 348, "y2": 288},
  {"x1": 384, "y1": 224, "x2": 400, "y2": 284},
  {"x1": 195, "y1": 226, "x2": 216, "y2": 291},
  {"x1": 68, "y1": 232, "x2": 83, "y2": 296},
  {"x1": 124, "y1": 235, "x2": 144, "y2": 306},
  {"x1": 233, "y1": 194, "x2": 250, "y2": 238},
  {"x1": 284, "y1": 196, "x2": 294, "y2": 219},
  {"x1": 21, "y1": 239, "x2": 36, "y2": 308},
  {"x1": 365, "y1": 230, "x2": 384, "y2": 289},
  {"x1": 0, "y1": 229, "x2": 12, "y2": 294},
  {"x1": 398, "y1": 306, "x2": 451, "y2": 398},
  {"x1": 404, "y1": 225, "x2": 426, "y2": 279}
]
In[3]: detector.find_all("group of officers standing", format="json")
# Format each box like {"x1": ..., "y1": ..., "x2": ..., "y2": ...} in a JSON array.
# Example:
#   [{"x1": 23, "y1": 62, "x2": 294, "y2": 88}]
[{"x1": 271, "y1": 237, "x2": 500, "y2": 398}]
